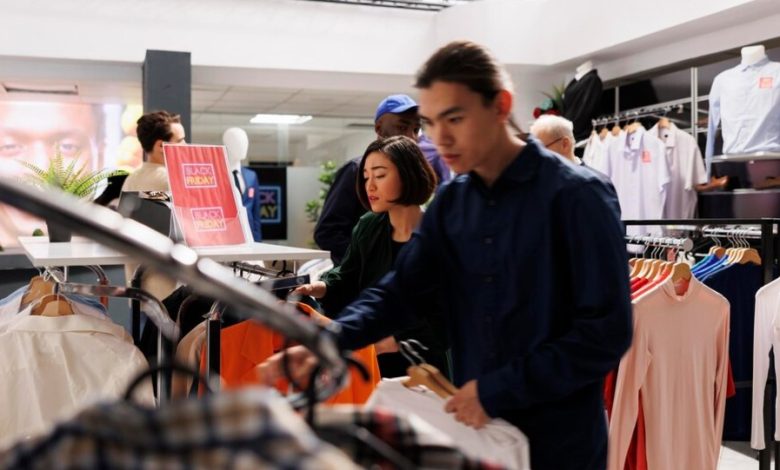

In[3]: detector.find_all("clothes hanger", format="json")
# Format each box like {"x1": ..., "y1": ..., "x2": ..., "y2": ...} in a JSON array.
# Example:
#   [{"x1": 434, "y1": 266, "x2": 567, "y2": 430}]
[
  {"x1": 402, "y1": 339, "x2": 458, "y2": 395},
  {"x1": 733, "y1": 229, "x2": 762, "y2": 265},
  {"x1": 30, "y1": 279, "x2": 74, "y2": 317},
  {"x1": 398, "y1": 340, "x2": 456, "y2": 399}
]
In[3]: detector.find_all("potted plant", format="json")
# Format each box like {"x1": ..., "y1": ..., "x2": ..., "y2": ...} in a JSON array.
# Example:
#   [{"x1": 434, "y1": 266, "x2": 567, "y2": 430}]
[{"x1": 19, "y1": 153, "x2": 126, "y2": 242}]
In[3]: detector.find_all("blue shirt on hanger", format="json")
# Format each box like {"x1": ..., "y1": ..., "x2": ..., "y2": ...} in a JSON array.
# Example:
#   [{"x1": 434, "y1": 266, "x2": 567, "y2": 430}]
[{"x1": 331, "y1": 138, "x2": 633, "y2": 470}]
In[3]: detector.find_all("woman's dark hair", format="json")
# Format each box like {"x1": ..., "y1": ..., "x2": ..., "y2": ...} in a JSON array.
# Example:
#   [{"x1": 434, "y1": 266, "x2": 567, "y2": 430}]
[
  {"x1": 136, "y1": 110, "x2": 181, "y2": 153},
  {"x1": 356, "y1": 136, "x2": 437, "y2": 210},
  {"x1": 415, "y1": 40, "x2": 513, "y2": 106}
]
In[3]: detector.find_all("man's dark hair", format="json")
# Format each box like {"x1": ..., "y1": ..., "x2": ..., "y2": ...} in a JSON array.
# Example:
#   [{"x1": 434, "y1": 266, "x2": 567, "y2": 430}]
[
  {"x1": 356, "y1": 136, "x2": 437, "y2": 210},
  {"x1": 415, "y1": 41, "x2": 513, "y2": 105},
  {"x1": 136, "y1": 110, "x2": 181, "y2": 153}
]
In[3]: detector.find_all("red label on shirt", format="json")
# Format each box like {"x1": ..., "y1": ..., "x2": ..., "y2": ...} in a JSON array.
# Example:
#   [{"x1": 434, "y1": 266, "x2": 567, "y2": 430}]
[
  {"x1": 759, "y1": 77, "x2": 773, "y2": 89},
  {"x1": 641, "y1": 150, "x2": 652, "y2": 163},
  {"x1": 248, "y1": 187, "x2": 255, "y2": 198}
]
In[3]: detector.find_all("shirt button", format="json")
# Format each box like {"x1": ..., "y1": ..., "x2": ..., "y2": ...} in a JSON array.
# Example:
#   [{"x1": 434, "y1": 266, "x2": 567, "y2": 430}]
[
  {"x1": 484, "y1": 275, "x2": 494, "y2": 283},
  {"x1": 484, "y1": 237, "x2": 493, "y2": 245}
]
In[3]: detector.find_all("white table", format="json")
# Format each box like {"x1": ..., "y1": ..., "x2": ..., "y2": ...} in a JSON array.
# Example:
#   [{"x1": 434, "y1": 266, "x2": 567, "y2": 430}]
[{"x1": 18, "y1": 236, "x2": 329, "y2": 267}]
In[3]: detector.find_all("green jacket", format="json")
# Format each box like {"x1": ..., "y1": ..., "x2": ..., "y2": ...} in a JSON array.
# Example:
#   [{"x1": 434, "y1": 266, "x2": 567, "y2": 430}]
[
  {"x1": 319, "y1": 212, "x2": 449, "y2": 356},
  {"x1": 320, "y1": 212, "x2": 393, "y2": 314}
]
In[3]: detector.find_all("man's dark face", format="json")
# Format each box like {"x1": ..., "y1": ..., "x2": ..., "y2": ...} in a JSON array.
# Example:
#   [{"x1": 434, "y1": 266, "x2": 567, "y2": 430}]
[{"x1": 375, "y1": 109, "x2": 421, "y2": 140}]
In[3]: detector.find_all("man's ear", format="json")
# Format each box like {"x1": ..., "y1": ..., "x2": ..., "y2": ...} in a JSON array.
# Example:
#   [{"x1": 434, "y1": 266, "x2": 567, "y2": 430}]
[
  {"x1": 494, "y1": 90, "x2": 514, "y2": 121},
  {"x1": 374, "y1": 117, "x2": 384, "y2": 138}
]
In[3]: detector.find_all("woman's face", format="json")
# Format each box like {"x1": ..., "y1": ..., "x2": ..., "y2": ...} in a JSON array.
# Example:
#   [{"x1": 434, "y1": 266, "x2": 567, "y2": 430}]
[{"x1": 363, "y1": 151, "x2": 402, "y2": 213}]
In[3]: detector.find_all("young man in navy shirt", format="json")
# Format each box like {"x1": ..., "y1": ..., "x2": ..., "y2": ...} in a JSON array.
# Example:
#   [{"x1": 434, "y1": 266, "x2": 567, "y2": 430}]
[{"x1": 261, "y1": 41, "x2": 632, "y2": 470}]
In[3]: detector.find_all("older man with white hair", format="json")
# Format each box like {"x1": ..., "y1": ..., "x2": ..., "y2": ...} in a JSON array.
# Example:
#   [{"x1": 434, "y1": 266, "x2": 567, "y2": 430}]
[{"x1": 530, "y1": 114, "x2": 581, "y2": 164}]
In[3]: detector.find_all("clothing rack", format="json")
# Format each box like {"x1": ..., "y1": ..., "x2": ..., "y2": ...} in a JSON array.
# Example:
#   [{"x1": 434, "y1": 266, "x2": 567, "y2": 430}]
[
  {"x1": 0, "y1": 176, "x2": 349, "y2": 406},
  {"x1": 591, "y1": 97, "x2": 690, "y2": 127},
  {"x1": 624, "y1": 218, "x2": 780, "y2": 470},
  {"x1": 624, "y1": 235, "x2": 694, "y2": 252}
]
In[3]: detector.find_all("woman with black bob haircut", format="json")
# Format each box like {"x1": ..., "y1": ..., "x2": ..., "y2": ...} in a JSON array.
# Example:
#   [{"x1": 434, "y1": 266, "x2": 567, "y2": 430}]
[{"x1": 294, "y1": 135, "x2": 449, "y2": 378}]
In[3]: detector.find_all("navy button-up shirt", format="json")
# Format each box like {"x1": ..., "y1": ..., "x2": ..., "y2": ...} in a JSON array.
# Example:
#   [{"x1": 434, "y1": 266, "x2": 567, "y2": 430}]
[{"x1": 333, "y1": 138, "x2": 632, "y2": 470}]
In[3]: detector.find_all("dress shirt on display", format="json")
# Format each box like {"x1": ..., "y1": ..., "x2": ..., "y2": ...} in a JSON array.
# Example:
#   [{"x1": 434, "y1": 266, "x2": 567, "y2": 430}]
[
  {"x1": 705, "y1": 57, "x2": 780, "y2": 175},
  {"x1": 563, "y1": 69, "x2": 604, "y2": 141},
  {"x1": 0, "y1": 314, "x2": 154, "y2": 447},
  {"x1": 648, "y1": 122, "x2": 707, "y2": 219},
  {"x1": 583, "y1": 132, "x2": 613, "y2": 171},
  {"x1": 602, "y1": 127, "x2": 669, "y2": 237},
  {"x1": 332, "y1": 138, "x2": 632, "y2": 470}
]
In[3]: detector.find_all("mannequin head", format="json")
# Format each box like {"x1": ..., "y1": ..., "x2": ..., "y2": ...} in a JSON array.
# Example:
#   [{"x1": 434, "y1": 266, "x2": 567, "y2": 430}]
[
  {"x1": 741, "y1": 45, "x2": 767, "y2": 66},
  {"x1": 222, "y1": 127, "x2": 249, "y2": 169},
  {"x1": 575, "y1": 60, "x2": 594, "y2": 80}
]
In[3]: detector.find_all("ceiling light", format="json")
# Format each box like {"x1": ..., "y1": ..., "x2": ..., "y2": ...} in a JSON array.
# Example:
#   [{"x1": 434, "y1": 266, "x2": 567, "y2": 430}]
[{"x1": 250, "y1": 114, "x2": 313, "y2": 125}]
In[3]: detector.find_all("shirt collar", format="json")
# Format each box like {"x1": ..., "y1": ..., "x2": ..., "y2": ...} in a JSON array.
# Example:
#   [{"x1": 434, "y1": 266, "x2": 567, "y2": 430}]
[
  {"x1": 624, "y1": 126, "x2": 646, "y2": 151},
  {"x1": 649, "y1": 121, "x2": 677, "y2": 148},
  {"x1": 467, "y1": 137, "x2": 544, "y2": 189},
  {"x1": 738, "y1": 56, "x2": 770, "y2": 72}
]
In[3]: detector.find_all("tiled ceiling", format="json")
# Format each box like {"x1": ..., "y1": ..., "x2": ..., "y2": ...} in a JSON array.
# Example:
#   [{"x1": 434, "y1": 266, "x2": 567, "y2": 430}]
[{"x1": 192, "y1": 84, "x2": 406, "y2": 119}]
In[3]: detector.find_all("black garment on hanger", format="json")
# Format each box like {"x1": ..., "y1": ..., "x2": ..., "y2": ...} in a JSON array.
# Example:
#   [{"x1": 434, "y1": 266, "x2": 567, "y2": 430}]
[{"x1": 563, "y1": 69, "x2": 604, "y2": 141}]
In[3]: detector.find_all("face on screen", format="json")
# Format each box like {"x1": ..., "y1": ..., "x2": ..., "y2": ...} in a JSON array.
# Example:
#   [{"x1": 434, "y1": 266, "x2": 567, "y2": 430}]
[{"x1": 0, "y1": 101, "x2": 102, "y2": 246}]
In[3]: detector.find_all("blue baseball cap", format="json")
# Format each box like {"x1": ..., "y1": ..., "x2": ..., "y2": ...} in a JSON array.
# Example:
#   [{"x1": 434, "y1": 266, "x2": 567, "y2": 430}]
[{"x1": 375, "y1": 94, "x2": 418, "y2": 122}]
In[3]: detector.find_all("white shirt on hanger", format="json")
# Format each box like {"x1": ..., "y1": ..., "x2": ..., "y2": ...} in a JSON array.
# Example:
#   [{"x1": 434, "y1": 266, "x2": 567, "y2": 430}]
[
  {"x1": 602, "y1": 126, "x2": 670, "y2": 237},
  {"x1": 751, "y1": 277, "x2": 780, "y2": 449},
  {"x1": 0, "y1": 313, "x2": 154, "y2": 447},
  {"x1": 365, "y1": 378, "x2": 531, "y2": 470},
  {"x1": 583, "y1": 131, "x2": 613, "y2": 171},
  {"x1": 648, "y1": 122, "x2": 707, "y2": 220}
]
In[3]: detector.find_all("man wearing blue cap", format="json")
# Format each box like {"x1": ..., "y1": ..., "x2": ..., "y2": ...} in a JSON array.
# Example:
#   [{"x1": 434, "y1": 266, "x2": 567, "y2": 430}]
[{"x1": 314, "y1": 94, "x2": 421, "y2": 265}]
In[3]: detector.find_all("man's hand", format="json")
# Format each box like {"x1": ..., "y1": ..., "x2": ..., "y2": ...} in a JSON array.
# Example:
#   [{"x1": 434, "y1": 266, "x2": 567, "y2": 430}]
[
  {"x1": 444, "y1": 380, "x2": 490, "y2": 429},
  {"x1": 292, "y1": 281, "x2": 327, "y2": 298},
  {"x1": 256, "y1": 345, "x2": 319, "y2": 387}
]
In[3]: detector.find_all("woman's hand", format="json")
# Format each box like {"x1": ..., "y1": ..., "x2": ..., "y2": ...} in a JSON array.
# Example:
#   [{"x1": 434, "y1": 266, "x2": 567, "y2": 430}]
[
  {"x1": 374, "y1": 336, "x2": 399, "y2": 354},
  {"x1": 292, "y1": 281, "x2": 327, "y2": 298}
]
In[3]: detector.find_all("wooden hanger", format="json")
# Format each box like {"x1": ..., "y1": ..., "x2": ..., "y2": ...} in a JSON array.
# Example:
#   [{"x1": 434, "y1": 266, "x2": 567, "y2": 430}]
[
  {"x1": 30, "y1": 293, "x2": 74, "y2": 317},
  {"x1": 599, "y1": 127, "x2": 610, "y2": 140},
  {"x1": 403, "y1": 366, "x2": 453, "y2": 399},
  {"x1": 626, "y1": 122, "x2": 643, "y2": 133},
  {"x1": 20, "y1": 276, "x2": 55, "y2": 308},
  {"x1": 630, "y1": 258, "x2": 645, "y2": 279},
  {"x1": 658, "y1": 117, "x2": 671, "y2": 129},
  {"x1": 398, "y1": 340, "x2": 458, "y2": 399},
  {"x1": 611, "y1": 123, "x2": 623, "y2": 136}
]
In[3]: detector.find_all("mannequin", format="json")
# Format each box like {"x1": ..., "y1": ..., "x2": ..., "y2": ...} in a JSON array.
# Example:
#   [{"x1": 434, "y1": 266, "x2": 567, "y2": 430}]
[
  {"x1": 705, "y1": 43, "x2": 780, "y2": 176},
  {"x1": 222, "y1": 127, "x2": 262, "y2": 241},
  {"x1": 574, "y1": 60, "x2": 594, "y2": 81},
  {"x1": 563, "y1": 59, "x2": 603, "y2": 141},
  {"x1": 741, "y1": 45, "x2": 766, "y2": 66}
]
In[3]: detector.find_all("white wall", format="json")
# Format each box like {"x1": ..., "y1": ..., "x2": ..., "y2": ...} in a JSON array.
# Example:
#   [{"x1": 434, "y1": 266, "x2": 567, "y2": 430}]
[{"x1": 286, "y1": 166, "x2": 322, "y2": 248}]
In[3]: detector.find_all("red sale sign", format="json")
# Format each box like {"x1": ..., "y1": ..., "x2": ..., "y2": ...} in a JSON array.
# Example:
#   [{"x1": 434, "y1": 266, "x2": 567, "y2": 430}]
[{"x1": 164, "y1": 144, "x2": 249, "y2": 246}]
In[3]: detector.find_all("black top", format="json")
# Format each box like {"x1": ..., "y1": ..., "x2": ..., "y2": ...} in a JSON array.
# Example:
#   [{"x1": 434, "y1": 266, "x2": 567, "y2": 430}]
[
  {"x1": 390, "y1": 239, "x2": 405, "y2": 261},
  {"x1": 313, "y1": 158, "x2": 367, "y2": 265},
  {"x1": 562, "y1": 69, "x2": 604, "y2": 141},
  {"x1": 320, "y1": 212, "x2": 450, "y2": 378}
]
